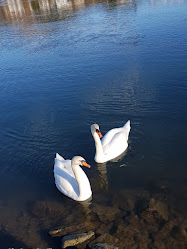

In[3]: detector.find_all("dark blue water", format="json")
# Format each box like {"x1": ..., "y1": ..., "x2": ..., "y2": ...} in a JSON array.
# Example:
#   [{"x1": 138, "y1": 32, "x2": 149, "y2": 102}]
[{"x1": 0, "y1": 0, "x2": 187, "y2": 247}]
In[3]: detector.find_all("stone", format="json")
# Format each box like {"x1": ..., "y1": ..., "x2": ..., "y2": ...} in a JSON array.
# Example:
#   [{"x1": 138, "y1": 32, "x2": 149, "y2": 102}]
[
  {"x1": 49, "y1": 223, "x2": 86, "y2": 237},
  {"x1": 91, "y1": 204, "x2": 121, "y2": 223},
  {"x1": 113, "y1": 212, "x2": 152, "y2": 249},
  {"x1": 95, "y1": 222, "x2": 113, "y2": 235},
  {"x1": 49, "y1": 220, "x2": 99, "y2": 238},
  {"x1": 61, "y1": 231, "x2": 94, "y2": 248},
  {"x1": 91, "y1": 243, "x2": 119, "y2": 249},
  {"x1": 49, "y1": 228, "x2": 64, "y2": 237},
  {"x1": 170, "y1": 225, "x2": 187, "y2": 239},
  {"x1": 112, "y1": 189, "x2": 150, "y2": 212},
  {"x1": 148, "y1": 198, "x2": 168, "y2": 221},
  {"x1": 88, "y1": 234, "x2": 119, "y2": 248},
  {"x1": 112, "y1": 191, "x2": 135, "y2": 212}
]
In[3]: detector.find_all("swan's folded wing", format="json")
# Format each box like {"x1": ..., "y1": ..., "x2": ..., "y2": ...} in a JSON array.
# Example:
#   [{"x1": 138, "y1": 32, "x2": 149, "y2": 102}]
[
  {"x1": 54, "y1": 160, "x2": 79, "y2": 199},
  {"x1": 54, "y1": 158, "x2": 74, "y2": 177},
  {"x1": 101, "y1": 127, "x2": 123, "y2": 148},
  {"x1": 103, "y1": 131, "x2": 128, "y2": 156},
  {"x1": 103, "y1": 121, "x2": 130, "y2": 148},
  {"x1": 54, "y1": 170, "x2": 79, "y2": 199}
]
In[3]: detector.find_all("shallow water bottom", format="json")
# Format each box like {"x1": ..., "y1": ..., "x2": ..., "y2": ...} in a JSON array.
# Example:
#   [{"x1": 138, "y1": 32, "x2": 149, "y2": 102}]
[{"x1": 0, "y1": 179, "x2": 186, "y2": 249}]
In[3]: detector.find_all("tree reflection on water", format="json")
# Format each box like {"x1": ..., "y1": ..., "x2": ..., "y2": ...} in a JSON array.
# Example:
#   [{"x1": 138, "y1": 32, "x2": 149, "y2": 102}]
[{"x1": 0, "y1": 0, "x2": 137, "y2": 25}]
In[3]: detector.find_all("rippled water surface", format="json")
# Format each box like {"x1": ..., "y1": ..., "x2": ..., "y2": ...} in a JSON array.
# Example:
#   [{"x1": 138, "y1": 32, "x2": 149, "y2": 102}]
[{"x1": 0, "y1": 0, "x2": 187, "y2": 248}]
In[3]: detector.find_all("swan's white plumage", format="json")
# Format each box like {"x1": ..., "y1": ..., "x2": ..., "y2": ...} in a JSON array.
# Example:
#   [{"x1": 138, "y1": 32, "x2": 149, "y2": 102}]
[
  {"x1": 91, "y1": 120, "x2": 131, "y2": 163},
  {"x1": 54, "y1": 154, "x2": 92, "y2": 201}
]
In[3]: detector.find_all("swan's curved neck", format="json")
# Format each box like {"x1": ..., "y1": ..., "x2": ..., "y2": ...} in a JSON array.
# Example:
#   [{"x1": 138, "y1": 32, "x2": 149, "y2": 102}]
[
  {"x1": 92, "y1": 132, "x2": 104, "y2": 160},
  {"x1": 72, "y1": 164, "x2": 84, "y2": 197}
]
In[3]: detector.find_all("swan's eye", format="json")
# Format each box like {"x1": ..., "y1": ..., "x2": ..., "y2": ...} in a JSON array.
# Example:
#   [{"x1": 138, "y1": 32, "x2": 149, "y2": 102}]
[{"x1": 96, "y1": 129, "x2": 100, "y2": 133}]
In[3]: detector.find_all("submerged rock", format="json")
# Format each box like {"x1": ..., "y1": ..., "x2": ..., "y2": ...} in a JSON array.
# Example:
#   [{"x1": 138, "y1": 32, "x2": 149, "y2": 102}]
[
  {"x1": 112, "y1": 188, "x2": 150, "y2": 212},
  {"x1": 95, "y1": 222, "x2": 113, "y2": 235},
  {"x1": 91, "y1": 204, "x2": 121, "y2": 223},
  {"x1": 61, "y1": 231, "x2": 94, "y2": 248},
  {"x1": 148, "y1": 198, "x2": 168, "y2": 221},
  {"x1": 88, "y1": 234, "x2": 119, "y2": 248},
  {"x1": 49, "y1": 228, "x2": 64, "y2": 237},
  {"x1": 91, "y1": 243, "x2": 119, "y2": 249},
  {"x1": 113, "y1": 211, "x2": 152, "y2": 248},
  {"x1": 49, "y1": 220, "x2": 99, "y2": 238},
  {"x1": 49, "y1": 224, "x2": 87, "y2": 237},
  {"x1": 152, "y1": 220, "x2": 187, "y2": 249}
]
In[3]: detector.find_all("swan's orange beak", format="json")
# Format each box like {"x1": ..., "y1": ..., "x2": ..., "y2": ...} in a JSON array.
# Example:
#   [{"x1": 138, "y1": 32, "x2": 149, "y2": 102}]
[
  {"x1": 82, "y1": 161, "x2": 91, "y2": 168},
  {"x1": 96, "y1": 131, "x2": 103, "y2": 138}
]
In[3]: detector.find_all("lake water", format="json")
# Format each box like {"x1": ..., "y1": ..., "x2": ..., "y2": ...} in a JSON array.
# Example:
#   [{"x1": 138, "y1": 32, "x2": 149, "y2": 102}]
[{"x1": 0, "y1": 0, "x2": 187, "y2": 248}]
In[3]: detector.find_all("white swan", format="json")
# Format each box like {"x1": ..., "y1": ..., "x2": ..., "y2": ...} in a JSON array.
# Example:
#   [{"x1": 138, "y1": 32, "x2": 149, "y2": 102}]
[
  {"x1": 54, "y1": 153, "x2": 92, "y2": 201},
  {"x1": 91, "y1": 120, "x2": 131, "y2": 163}
]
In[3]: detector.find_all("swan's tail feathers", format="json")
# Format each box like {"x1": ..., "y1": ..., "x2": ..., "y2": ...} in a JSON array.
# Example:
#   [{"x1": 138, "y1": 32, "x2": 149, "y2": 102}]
[
  {"x1": 127, "y1": 120, "x2": 131, "y2": 129},
  {"x1": 123, "y1": 120, "x2": 131, "y2": 129},
  {"x1": 55, "y1": 153, "x2": 65, "y2": 161},
  {"x1": 123, "y1": 120, "x2": 131, "y2": 137}
]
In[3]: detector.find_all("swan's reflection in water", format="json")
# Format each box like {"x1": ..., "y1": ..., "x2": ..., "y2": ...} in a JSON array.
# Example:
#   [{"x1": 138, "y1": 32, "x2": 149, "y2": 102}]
[
  {"x1": 96, "y1": 150, "x2": 128, "y2": 191},
  {"x1": 71, "y1": 150, "x2": 130, "y2": 223},
  {"x1": 97, "y1": 162, "x2": 109, "y2": 191},
  {"x1": 78, "y1": 197, "x2": 92, "y2": 221}
]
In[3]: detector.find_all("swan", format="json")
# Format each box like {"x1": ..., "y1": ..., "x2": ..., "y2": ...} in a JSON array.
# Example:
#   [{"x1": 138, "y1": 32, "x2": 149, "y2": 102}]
[
  {"x1": 54, "y1": 153, "x2": 92, "y2": 201},
  {"x1": 91, "y1": 120, "x2": 131, "y2": 163}
]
